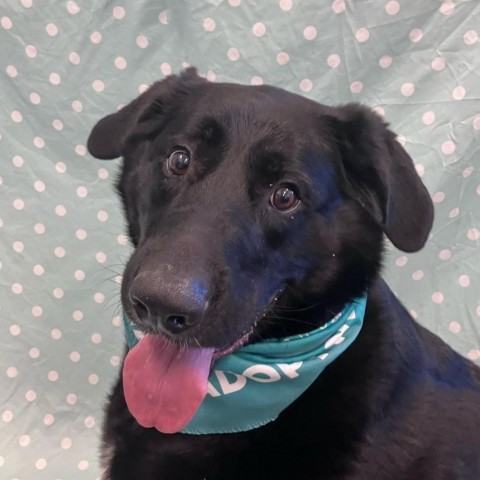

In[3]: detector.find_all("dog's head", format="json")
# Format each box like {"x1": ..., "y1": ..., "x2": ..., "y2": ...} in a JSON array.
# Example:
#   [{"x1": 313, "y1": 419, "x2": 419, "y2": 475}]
[{"x1": 88, "y1": 68, "x2": 433, "y2": 352}]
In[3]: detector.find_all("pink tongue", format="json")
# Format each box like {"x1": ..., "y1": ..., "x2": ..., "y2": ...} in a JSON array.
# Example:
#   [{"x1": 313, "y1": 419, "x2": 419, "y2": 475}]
[{"x1": 123, "y1": 334, "x2": 214, "y2": 434}]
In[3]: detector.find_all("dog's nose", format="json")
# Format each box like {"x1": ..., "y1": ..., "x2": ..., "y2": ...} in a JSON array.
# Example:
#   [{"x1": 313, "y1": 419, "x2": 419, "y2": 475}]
[{"x1": 129, "y1": 270, "x2": 208, "y2": 335}]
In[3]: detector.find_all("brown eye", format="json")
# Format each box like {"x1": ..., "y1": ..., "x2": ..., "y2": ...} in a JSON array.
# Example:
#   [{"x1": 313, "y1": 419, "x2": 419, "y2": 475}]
[
  {"x1": 270, "y1": 185, "x2": 300, "y2": 211},
  {"x1": 167, "y1": 150, "x2": 190, "y2": 175}
]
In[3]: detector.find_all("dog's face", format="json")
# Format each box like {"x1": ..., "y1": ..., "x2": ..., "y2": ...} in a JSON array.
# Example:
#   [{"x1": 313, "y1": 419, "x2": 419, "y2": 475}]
[{"x1": 88, "y1": 68, "x2": 433, "y2": 352}]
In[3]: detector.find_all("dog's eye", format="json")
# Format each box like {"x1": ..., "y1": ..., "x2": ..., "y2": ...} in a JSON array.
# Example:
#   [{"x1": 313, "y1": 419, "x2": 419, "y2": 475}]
[
  {"x1": 270, "y1": 185, "x2": 300, "y2": 212},
  {"x1": 167, "y1": 150, "x2": 190, "y2": 175}
]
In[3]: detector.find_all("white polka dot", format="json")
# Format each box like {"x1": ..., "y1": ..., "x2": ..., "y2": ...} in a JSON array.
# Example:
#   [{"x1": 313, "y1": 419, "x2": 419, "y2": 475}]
[
  {"x1": 53, "y1": 245, "x2": 65, "y2": 257},
  {"x1": 55, "y1": 204, "x2": 67, "y2": 216},
  {"x1": 34, "y1": 136, "x2": 45, "y2": 149},
  {"x1": 350, "y1": 81, "x2": 363, "y2": 93},
  {"x1": 117, "y1": 235, "x2": 129, "y2": 245},
  {"x1": 25, "y1": 45, "x2": 37, "y2": 58},
  {"x1": 92, "y1": 80, "x2": 104, "y2": 92},
  {"x1": 355, "y1": 28, "x2": 369, "y2": 43},
  {"x1": 98, "y1": 168, "x2": 109, "y2": 179},
  {"x1": 6, "y1": 367, "x2": 18, "y2": 378},
  {"x1": 464, "y1": 30, "x2": 478, "y2": 45},
  {"x1": 432, "y1": 192, "x2": 445, "y2": 203},
  {"x1": 112, "y1": 315, "x2": 122, "y2": 326},
  {"x1": 72, "y1": 100, "x2": 83, "y2": 112},
  {"x1": 69, "y1": 51, "x2": 80, "y2": 65},
  {"x1": 12, "y1": 155, "x2": 23, "y2": 168},
  {"x1": 115, "y1": 56, "x2": 127, "y2": 69},
  {"x1": 76, "y1": 186, "x2": 88, "y2": 197},
  {"x1": 385, "y1": 0, "x2": 400, "y2": 15},
  {"x1": 250, "y1": 76, "x2": 263, "y2": 86},
  {"x1": 61, "y1": 437, "x2": 73, "y2": 450},
  {"x1": 35, "y1": 458, "x2": 47, "y2": 470},
  {"x1": 467, "y1": 350, "x2": 480, "y2": 361},
  {"x1": 463, "y1": 166, "x2": 474, "y2": 178},
  {"x1": 206, "y1": 70, "x2": 216, "y2": 81},
  {"x1": 327, "y1": 54, "x2": 341, "y2": 68},
  {"x1": 160, "y1": 62, "x2": 172, "y2": 75},
  {"x1": 441, "y1": 140, "x2": 456, "y2": 155},
  {"x1": 439, "y1": 1, "x2": 455, "y2": 15},
  {"x1": 276, "y1": 51, "x2": 289, "y2": 65},
  {"x1": 56, "y1": 161, "x2": 67, "y2": 173},
  {"x1": 78, "y1": 460, "x2": 89, "y2": 471},
  {"x1": 1, "y1": 16, "x2": 13, "y2": 29},
  {"x1": 115, "y1": 276, "x2": 122, "y2": 284},
  {"x1": 66, "y1": 394, "x2": 77, "y2": 405},
  {"x1": 110, "y1": 355, "x2": 120, "y2": 366},
  {"x1": 136, "y1": 35, "x2": 149, "y2": 48},
  {"x1": 67, "y1": 1, "x2": 80, "y2": 14},
  {"x1": 48, "y1": 370, "x2": 59, "y2": 381},
  {"x1": 94, "y1": 293, "x2": 105, "y2": 304},
  {"x1": 70, "y1": 351, "x2": 80, "y2": 362},
  {"x1": 395, "y1": 256, "x2": 408, "y2": 267},
  {"x1": 2, "y1": 410, "x2": 13, "y2": 422},
  {"x1": 32, "y1": 306, "x2": 43, "y2": 317},
  {"x1": 6, "y1": 65, "x2": 18, "y2": 77},
  {"x1": 13, "y1": 198, "x2": 24, "y2": 210},
  {"x1": 97, "y1": 210, "x2": 108, "y2": 222},
  {"x1": 89, "y1": 373, "x2": 99, "y2": 385},
  {"x1": 76, "y1": 229, "x2": 87, "y2": 240},
  {"x1": 90, "y1": 31, "x2": 102, "y2": 44},
  {"x1": 73, "y1": 310, "x2": 83, "y2": 321},
  {"x1": 412, "y1": 270, "x2": 424, "y2": 281},
  {"x1": 299, "y1": 79, "x2": 313, "y2": 92},
  {"x1": 29, "y1": 92, "x2": 41, "y2": 104},
  {"x1": 452, "y1": 86, "x2": 466, "y2": 100},
  {"x1": 474, "y1": 117, "x2": 480, "y2": 131},
  {"x1": 449, "y1": 207, "x2": 460, "y2": 218},
  {"x1": 113, "y1": 6, "x2": 125, "y2": 19},
  {"x1": 74, "y1": 270, "x2": 85, "y2": 281},
  {"x1": 84, "y1": 416, "x2": 96, "y2": 428},
  {"x1": 303, "y1": 26, "x2": 317, "y2": 40},
  {"x1": 11, "y1": 283, "x2": 23, "y2": 294},
  {"x1": 373, "y1": 106, "x2": 385, "y2": 117},
  {"x1": 467, "y1": 228, "x2": 480, "y2": 241},
  {"x1": 11, "y1": 110, "x2": 23, "y2": 123},
  {"x1": 279, "y1": 0, "x2": 292, "y2": 11},
  {"x1": 401, "y1": 83, "x2": 415, "y2": 96},
  {"x1": 19, "y1": 435, "x2": 30, "y2": 447},
  {"x1": 432, "y1": 292, "x2": 444, "y2": 304},
  {"x1": 25, "y1": 389, "x2": 37, "y2": 401},
  {"x1": 12, "y1": 241, "x2": 24, "y2": 253},
  {"x1": 158, "y1": 10, "x2": 168, "y2": 23},
  {"x1": 91, "y1": 333, "x2": 102, "y2": 344},
  {"x1": 34, "y1": 180, "x2": 45, "y2": 192},
  {"x1": 458, "y1": 274, "x2": 470, "y2": 287},
  {"x1": 331, "y1": 0, "x2": 345, "y2": 13},
  {"x1": 422, "y1": 111, "x2": 435, "y2": 125},
  {"x1": 431, "y1": 57, "x2": 446, "y2": 71},
  {"x1": 53, "y1": 288, "x2": 64, "y2": 299},
  {"x1": 44, "y1": 414, "x2": 55, "y2": 426},
  {"x1": 409, "y1": 28, "x2": 423, "y2": 43},
  {"x1": 49, "y1": 72, "x2": 61, "y2": 85},
  {"x1": 53, "y1": 119, "x2": 64, "y2": 130},
  {"x1": 51, "y1": 328, "x2": 62, "y2": 340},
  {"x1": 46, "y1": 23, "x2": 58, "y2": 36},
  {"x1": 10, "y1": 324, "x2": 21, "y2": 336},
  {"x1": 227, "y1": 47, "x2": 240, "y2": 61},
  {"x1": 203, "y1": 17, "x2": 216, "y2": 32}
]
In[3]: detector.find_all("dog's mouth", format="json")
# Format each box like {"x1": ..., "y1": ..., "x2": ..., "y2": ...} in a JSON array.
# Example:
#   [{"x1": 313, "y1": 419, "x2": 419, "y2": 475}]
[{"x1": 122, "y1": 288, "x2": 285, "y2": 435}]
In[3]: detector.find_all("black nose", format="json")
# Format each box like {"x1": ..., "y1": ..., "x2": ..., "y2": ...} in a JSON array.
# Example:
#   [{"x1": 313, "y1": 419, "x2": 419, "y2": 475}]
[{"x1": 129, "y1": 270, "x2": 208, "y2": 335}]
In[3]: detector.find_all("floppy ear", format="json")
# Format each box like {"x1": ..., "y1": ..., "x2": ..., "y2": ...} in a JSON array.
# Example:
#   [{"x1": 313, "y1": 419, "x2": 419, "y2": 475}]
[
  {"x1": 87, "y1": 67, "x2": 204, "y2": 160},
  {"x1": 333, "y1": 104, "x2": 434, "y2": 253}
]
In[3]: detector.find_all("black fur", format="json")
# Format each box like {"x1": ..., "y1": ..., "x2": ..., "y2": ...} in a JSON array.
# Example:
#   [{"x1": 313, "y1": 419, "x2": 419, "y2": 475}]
[{"x1": 87, "y1": 69, "x2": 480, "y2": 480}]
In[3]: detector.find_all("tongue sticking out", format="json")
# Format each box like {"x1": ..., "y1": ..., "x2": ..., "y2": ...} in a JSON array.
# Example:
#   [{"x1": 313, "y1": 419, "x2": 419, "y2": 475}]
[{"x1": 123, "y1": 334, "x2": 214, "y2": 434}]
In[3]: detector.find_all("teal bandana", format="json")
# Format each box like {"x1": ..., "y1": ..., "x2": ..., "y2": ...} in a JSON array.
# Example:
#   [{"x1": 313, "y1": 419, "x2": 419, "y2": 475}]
[{"x1": 123, "y1": 294, "x2": 366, "y2": 434}]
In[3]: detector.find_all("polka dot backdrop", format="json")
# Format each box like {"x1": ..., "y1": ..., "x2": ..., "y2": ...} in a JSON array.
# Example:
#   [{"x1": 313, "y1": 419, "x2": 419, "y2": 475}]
[{"x1": 1, "y1": 0, "x2": 479, "y2": 477}]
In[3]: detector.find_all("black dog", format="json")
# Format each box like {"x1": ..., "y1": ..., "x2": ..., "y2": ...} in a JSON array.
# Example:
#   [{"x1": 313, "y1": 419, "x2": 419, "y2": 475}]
[{"x1": 87, "y1": 69, "x2": 480, "y2": 480}]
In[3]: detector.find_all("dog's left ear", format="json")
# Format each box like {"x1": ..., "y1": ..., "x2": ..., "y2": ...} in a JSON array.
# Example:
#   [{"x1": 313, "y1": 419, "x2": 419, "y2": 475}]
[
  {"x1": 333, "y1": 104, "x2": 434, "y2": 253},
  {"x1": 87, "y1": 67, "x2": 204, "y2": 160}
]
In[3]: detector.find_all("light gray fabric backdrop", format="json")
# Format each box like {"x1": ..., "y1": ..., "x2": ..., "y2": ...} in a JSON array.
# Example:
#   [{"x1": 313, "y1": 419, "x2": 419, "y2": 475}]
[{"x1": 1, "y1": 0, "x2": 479, "y2": 478}]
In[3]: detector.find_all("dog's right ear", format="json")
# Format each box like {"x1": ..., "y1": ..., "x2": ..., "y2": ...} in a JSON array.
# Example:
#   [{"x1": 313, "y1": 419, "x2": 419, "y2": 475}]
[{"x1": 87, "y1": 68, "x2": 204, "y2": 160}]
